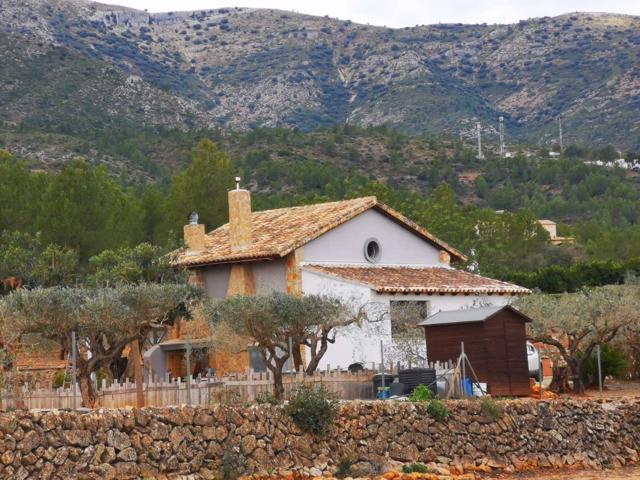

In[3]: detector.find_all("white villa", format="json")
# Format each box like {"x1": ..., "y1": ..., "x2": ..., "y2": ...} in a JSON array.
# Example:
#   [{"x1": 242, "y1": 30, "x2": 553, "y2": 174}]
[{"x1": 168, "y1": 185, "x2": 529, "y2": 374}]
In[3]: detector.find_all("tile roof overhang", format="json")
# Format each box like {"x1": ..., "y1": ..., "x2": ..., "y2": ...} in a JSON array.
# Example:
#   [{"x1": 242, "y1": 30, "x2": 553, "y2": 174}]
[
  {"x1": 173, "y1": 196, "x2": 467, "y2": 268},
  {"x1": 303, "y1": 264, "x2": 531, "y2": 295}
]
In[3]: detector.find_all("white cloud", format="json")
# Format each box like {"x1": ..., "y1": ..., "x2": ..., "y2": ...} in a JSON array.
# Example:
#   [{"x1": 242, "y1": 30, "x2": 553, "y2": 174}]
[{"x1": 106, "y1": 0, "x2": 640, "y2": 26}]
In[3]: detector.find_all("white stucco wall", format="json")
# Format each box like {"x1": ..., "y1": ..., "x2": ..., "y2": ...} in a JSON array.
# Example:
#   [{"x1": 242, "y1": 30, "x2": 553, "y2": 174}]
[
  {"x1": 301, "y1": 268, "x2": 512, "y2": 370},
  {"x1": 303, "y1": 209, "x2": 444, "y2": 265}
]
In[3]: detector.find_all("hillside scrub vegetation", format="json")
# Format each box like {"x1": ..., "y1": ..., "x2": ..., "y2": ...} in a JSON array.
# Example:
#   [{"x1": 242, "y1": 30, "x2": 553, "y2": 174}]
[{"x1": 2, "y1": 130, "x2": 640, "y2": 289}]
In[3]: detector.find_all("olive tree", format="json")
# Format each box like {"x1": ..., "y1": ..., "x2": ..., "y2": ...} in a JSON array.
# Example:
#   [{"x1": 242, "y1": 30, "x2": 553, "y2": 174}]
[
  {"x1": 6, "y1": 284, "x2": 202, "y2": 407},
  {"x1": 516, "y1": 285, "x2": 640, "y2": 393},
  {"x1": 0, "y1": 300, "x2": 24, "y2": 408},
  {"x1": 205, "y1": 292, "x2": 362, "y2": 398}
]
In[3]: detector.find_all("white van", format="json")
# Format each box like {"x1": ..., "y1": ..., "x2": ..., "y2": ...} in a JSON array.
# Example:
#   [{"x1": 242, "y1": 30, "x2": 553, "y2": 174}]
[{"x1": 527, "y1": 341, "x2": 542, "y2": 381}]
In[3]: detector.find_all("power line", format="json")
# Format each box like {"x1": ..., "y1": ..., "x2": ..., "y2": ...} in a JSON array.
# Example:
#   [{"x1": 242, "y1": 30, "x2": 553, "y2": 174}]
[
  {"x1": 557, "y1": 115, "x2": 563, "y2": 152},
  {"x1": 499, "y1": 115, "x2": 505, "y2": 157}
]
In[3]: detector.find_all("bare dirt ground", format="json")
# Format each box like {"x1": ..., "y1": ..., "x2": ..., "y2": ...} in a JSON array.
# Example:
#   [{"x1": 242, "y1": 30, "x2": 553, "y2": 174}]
[
  {"x1": 487, "y1": 466, "x2": 640, "y2": 479},
  {"x1": 565, "y1": 381, "x2": 640, "y2": 400},
  {"x1": 528, "y1": 380, "x2": 640, "y2": 401}
]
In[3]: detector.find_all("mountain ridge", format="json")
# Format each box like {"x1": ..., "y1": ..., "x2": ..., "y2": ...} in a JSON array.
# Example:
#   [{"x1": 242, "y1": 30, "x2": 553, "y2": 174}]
[{"x1": 1, "y1": 0, "x2": 639, "y2": 165}]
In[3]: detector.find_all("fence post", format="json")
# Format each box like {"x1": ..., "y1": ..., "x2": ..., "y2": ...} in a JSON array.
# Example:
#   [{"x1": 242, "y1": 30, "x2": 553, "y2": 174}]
[
  {"x1": 379, "y1": 340, "x2": 385, "y2": 399},
  {"x1": 460, "y1": 341, "x2": 466, "y2": 398},
  {"x1": 538, "y1": 346, "x2": 543, "y2": 400},
  {"x1": 72, "y1": 331, "x2": 77, "y2": 410},
  {"x1": 288, "y1": 336, "x2": 293, "y2": 373},
  {"x1": 186, "y1": 337, "x2": 192, "y2": 406},
  {"x1": 597, "y1": 344, "x2": 603, "y2": 393}
]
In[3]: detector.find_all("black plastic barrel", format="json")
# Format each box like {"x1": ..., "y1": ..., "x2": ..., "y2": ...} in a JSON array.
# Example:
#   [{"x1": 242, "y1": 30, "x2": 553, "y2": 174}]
[
  {"x1": 390, "y1": 382, "x2": 410, "y2": 396},
  {"x1": 398, "y1": 368, "x2": 437, "y2": 395},
  {"x1": 372, "y1": 373, "x2": 395, "y2": 391}
]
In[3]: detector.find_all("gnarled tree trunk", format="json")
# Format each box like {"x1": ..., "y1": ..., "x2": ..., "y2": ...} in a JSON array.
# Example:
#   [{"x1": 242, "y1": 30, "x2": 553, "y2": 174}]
[
  {"x1": 77, "y1": 369, "x2": 98, "y2": 408},
  {"x1": 263, "y1": 347, "x2": 288, "y2": 400}
]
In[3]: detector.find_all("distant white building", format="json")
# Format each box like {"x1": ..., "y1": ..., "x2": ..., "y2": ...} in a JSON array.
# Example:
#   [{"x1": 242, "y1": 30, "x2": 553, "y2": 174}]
[{"x1": 537, "y1": 219, "x2": 575, "y2": 246}]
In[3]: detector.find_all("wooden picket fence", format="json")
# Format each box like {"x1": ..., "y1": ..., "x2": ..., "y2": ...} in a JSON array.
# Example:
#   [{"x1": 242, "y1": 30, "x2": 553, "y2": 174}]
[
  {"x1": 0, "y1": 369, "x2": 376, "y2": 410},
  {"x1": 0, "y1": 360, "x2": 455, "y2": 410}
]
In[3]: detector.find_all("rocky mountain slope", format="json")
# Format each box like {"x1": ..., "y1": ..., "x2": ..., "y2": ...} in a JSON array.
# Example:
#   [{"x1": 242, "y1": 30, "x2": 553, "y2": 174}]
[{"x1": 1, "y1": 0, "x2": 639, "y2": 154}]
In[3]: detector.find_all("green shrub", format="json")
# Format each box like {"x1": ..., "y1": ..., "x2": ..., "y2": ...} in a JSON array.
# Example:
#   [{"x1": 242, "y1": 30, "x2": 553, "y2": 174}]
[
  {"x1": 426, "y1": 399, "x2": 449, "y2": 422},
  {"x1": 402, "y1": 463, "x2": 432, "y2": 474},
  {"x1": 582, "y1": 344, "x2": 628, "y2": 386},
  {"x1": 255, "y1": 391, "x2": 280, "y2": 405},
  {"x1": 408, "y1": 384, "x2": 434, "y2": 402},
  {"x1": 52, "y1": 371, "x2": 71, "y2": 389},
  {"x1": 335, "y1": 458, "x2": 354, "y2": 478},
  {"x1": 284, "y1": 384, "x2": 339, "y2": 436},
  {"x1": 479, "y1": 397, "x2": 503, "y2": 421}
]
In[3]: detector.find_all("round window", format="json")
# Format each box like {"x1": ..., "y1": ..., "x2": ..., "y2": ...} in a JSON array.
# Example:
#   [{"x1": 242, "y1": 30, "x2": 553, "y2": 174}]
[{"x1": 364, "y1": 238, "x2": 381, "y2": 263}]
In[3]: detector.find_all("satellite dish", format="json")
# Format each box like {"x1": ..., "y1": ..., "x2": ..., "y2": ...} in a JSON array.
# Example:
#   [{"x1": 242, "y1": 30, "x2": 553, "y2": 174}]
[{"x1": 188, "y1": 211, "x2": 199, "y2": 225}]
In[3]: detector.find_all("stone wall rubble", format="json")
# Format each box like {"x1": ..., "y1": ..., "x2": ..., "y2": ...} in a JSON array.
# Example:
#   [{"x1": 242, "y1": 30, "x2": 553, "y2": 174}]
[{"x1": 0, "y1": 399, "x2": 639, "y2": 479}]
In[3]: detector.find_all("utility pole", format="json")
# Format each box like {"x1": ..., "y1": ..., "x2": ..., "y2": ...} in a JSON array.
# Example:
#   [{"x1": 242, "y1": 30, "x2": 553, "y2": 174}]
[
  {"x1": 476, "y1": 122, "x2": 484, "y2": 160},
  {"x1": 557, "y1": 115, "x2": 564, "y2": 152},
  {"x1": 499, "y1": 116, "x2": 505, "y2": 157}
]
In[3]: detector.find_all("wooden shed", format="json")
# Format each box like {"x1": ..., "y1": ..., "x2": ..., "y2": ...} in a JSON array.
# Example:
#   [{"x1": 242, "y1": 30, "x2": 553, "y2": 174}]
[{"x1": 419, "y1": 305, "x2": 532, "y2": 396}]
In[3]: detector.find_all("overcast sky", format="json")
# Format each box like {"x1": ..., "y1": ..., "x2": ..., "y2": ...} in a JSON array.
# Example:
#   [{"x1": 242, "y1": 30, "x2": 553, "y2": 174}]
[{"x1": 106, "y1": 0, "x2": 640, "y2": 27}]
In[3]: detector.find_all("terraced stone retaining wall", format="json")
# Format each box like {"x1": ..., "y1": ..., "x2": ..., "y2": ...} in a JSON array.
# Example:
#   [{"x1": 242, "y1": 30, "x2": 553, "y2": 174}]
[{"x1": 0, "y1": 399, "x2": 639, "y2": 479}]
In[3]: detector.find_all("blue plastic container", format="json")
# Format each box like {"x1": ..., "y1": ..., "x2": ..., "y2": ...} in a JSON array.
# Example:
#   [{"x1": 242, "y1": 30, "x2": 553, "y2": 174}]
[
  {"x1": 376, "y1": 387, "x2": 391, "y2": 400},
  {"x1": 464, "y1": 378, "x2": 473, "y2": 396}
]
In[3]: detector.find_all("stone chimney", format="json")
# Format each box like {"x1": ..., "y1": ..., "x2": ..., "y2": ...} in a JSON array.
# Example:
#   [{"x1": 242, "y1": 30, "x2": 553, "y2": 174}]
[
  {"x1": 228, "y1": 177, "x2": 252, "y2": 252},
  {"x1": 184, "y1": 211, "x2": 205, "y2": 253}
]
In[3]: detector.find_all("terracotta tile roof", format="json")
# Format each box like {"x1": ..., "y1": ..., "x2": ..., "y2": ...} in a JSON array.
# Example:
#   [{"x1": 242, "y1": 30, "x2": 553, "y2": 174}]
[
  {"x1": 15, "y1": 349, "x2": 69, "y2": 371},
  {"x1": 13, "y1": 335, "x2": 69, "y2": 371},
  {"x1": 173, "y1": 197, "x2": 466, "y2": 267},
  {"x1": 303, "y1": 264, "x2": 530, "y2": 295}
]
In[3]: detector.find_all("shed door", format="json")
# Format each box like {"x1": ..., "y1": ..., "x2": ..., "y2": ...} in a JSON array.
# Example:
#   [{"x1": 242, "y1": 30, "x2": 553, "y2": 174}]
[
  {"x1": 484, "y1": 318, "x2": 512, "y2": 396},
  {"x1": 504, "y1": 320, "x2": 531, "y2": 396},
  {"x1": 167, "y1": 350, "x2": 186, "y2": 379}
]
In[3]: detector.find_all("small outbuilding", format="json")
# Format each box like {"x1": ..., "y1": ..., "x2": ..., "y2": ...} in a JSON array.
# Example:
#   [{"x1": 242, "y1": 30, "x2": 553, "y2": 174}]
[{"x1": 419, "y1": 305, "x2": 532, "y2": 396}]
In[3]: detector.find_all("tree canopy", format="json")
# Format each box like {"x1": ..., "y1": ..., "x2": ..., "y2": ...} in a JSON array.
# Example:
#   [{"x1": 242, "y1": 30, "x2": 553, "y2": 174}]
[
  {"x1": 516, "y1": 285, "x2": 640, "y2": 392},
  {"x1": 2, "y1": 126, "x2": 640, "y2": 291},
  {"x1": 4, "y1": 283, "x2": 203, "y2": 407},
  {"x1": 205, "y1": 293, "x2": 356, "y2": 398},
  {"x1": 166, "y1": 139, "x2": 234, "y2": 235}
]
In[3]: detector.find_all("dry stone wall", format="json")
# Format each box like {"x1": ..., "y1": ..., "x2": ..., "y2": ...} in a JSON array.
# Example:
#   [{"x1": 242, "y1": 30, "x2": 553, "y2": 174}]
[{"x1": 0, "y1": 399, "x2": 639, "y2": 479}]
